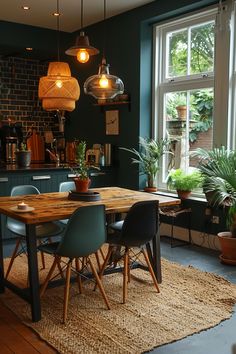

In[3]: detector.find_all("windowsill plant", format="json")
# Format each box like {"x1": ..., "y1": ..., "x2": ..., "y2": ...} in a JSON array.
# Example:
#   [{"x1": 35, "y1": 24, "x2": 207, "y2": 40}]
[{"x1": 167, "y1": 168, "x2": 202, "y2": 200}]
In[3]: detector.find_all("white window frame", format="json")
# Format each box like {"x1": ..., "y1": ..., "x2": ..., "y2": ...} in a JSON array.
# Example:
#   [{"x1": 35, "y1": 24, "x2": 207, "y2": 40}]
[{"x1": 153, "y1": 1, "x2": 233, "y2": 191}]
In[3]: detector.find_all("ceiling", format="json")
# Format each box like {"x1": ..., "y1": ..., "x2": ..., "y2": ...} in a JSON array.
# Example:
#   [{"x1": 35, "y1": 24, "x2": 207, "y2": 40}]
[{"x1": 0, "y1": 0, "x2": 155, "y2": 33}]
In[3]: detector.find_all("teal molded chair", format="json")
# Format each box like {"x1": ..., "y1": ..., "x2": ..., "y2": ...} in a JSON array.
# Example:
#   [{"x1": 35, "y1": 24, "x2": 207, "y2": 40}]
[
  {"x1": 6, "y1": 185, "x2": 64, "y2": 278},
  {"x1": 59, "y1": 181, "x2": 75, "y2": 225},
  {"x1": 59, "y1": 181, "x2": 106, "y2": 270},
  {"x1": 38, "y1": 204, "x2": 111, "y2": 323},
  {"x1": 100, "y1": 200, "x2": 160, "y2": 304}
]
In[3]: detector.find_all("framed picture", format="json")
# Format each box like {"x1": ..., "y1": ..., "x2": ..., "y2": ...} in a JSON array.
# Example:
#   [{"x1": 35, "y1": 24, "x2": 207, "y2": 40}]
[{"x1": 105, "y1": 110, "x2": 119, "y2": 135}]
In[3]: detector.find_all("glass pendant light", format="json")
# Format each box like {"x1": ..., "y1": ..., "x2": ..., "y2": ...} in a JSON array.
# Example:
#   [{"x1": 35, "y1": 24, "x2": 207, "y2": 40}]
[
  {"x1": 84, "y1": 0, "x2": 124, "y2": 100},
  {"x1": 38, "y1": 0, "x2": 80, "y2": 111},
  {"x1": 65, "y1": 0, "x2": 99, "y2": 63}
]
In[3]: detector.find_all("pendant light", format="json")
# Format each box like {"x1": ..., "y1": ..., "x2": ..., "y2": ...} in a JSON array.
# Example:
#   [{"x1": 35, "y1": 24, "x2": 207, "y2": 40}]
[
  {"x1": 65, "y1": 0, "x2": 99, "y2": 63},
  {"x1": 38, "y1": 0, "x2": 80, "y2": 112},
  {"x1": 83, "y1": 0, "x2": 124, "y2": 100}
]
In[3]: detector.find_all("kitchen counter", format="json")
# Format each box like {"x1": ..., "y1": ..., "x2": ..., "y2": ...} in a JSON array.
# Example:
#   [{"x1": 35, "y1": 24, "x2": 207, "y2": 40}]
[{"x1": 0, "y1": 163, "x2": 71, "y2": 172}]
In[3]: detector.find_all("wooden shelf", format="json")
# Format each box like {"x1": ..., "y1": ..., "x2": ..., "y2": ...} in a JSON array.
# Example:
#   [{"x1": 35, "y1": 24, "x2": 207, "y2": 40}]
[
  {"x1": 94, "y1": 101, "x2": 131, "y2": 112},
  {"x1": 94, "y1": 101, "x2": 130, "y2": 106}
]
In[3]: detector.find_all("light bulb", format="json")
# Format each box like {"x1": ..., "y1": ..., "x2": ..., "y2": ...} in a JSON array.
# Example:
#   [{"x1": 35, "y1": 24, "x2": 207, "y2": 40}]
[
  {"x1": 55, "y1": 80, "x2": 63, "y2": 88},
  {"x1": 77, "y1": 49, "x2": 90, "y2": 63},
  {"x1": 99, "y1": 74, "x2": 109, "y2": 88}
]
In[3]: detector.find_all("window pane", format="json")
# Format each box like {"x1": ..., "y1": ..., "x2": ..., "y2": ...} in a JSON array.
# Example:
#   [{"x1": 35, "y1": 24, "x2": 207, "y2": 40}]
[
  {"x1": 163, "y1": 88, "x2": 214, "y2": 180},
  {"x1": 190, "y1": 22, "x2": 215, "y2": 75},
  {"x1": 167, "y1": 30, "x2": 187, "y2": 78}
]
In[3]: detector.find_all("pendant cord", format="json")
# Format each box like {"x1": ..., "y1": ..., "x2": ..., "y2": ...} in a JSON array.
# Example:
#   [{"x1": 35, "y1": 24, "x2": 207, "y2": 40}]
[
  {"x1": 102, "y1": 0, "x2": 106, "y2": 59},
  {"x1": 81, "y1": 0, "x2": 83, "y2": 30},
  {"x1": 57, "y1": 0, "x2": 60, "y2": 61}
]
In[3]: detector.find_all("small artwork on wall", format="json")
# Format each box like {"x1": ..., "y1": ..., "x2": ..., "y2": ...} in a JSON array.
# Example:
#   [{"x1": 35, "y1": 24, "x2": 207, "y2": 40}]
[{"x1": 105, "y1": 110, "x2": 119, "y2": 135}]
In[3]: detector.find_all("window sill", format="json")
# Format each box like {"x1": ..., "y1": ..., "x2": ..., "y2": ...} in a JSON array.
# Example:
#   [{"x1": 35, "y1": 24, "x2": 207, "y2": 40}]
[{"x1": 153, "y1": 189, "x2": 207, "y2": 203}]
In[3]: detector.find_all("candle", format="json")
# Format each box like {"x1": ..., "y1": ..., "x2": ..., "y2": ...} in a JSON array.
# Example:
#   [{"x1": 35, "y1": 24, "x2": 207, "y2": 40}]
[{"x1": 17, "y1": 201, "x2": 28, "y2": 210}]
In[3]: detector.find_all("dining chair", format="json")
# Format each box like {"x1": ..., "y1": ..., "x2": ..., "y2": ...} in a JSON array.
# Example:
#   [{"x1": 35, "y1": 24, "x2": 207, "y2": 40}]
[
  {"x1": 99, "y1": 200, "x2": 160, "y2": 304},
  {"x1": 38, "y1": 204, "x2": 111, "y2": 324},
  {"x1": 59, "y1": 181, "x2": 75, "y2": 225},
  {"x1": 59, "y1": 181, "x2": 106, "y2": 269},
  {"x1": 5, "y1": 185, "x2": 64, "y2": 278}
]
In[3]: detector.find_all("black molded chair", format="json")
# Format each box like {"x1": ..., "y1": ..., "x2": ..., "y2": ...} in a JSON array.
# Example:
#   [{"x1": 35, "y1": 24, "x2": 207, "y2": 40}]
[
  {"x1": 100, "y1": 200, "x2": 160, "y2": 304},
  {"x1": 38, "y1": 204, "x2": 111, "y2": 323},
  {"x1": 6, "y1": 185, "x2": 64, "y2": 278}
]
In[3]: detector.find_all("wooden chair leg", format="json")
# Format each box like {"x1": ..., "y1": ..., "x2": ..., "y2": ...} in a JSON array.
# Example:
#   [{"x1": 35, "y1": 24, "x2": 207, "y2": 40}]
[
  {"x1": 123, "y1": 248, "x2": 129, "y2": 304},
  {"x1": 88, "y1": 257, "x2": 111, "y2": 310},
  {"x1": 127, "y1": 249, "x2": 131, "y2": 283},
  {"x1": 40, "y1": 251, "x2": 46, "y2": 270},
  {"x1": 75, "y1": 258, "x2": 83, "y2": 294},
  {"x1": 5, "y1": 237, "x2": 21, "y2": 279},
  {"x1": 63, "y1": 260, "x2": 72, "y2": 324},
  {"x1": 99, "y1": 247, "x2": 106, "y2": 261},
  {"x1": 142, "y1": 249, "x2": 160, "y2": 293},
  {"x1": 56, "y1": 259, "x2": 64, "y2": 279},
  {"x1": 93, "y1": 246, "x2": 113, "y2": 292},
  {"x1": 95, "y1": 251, "x2": 101, "y2": 271},
  {"x1": 40, "y1": 257, "x2": 59, "y2": 297}
]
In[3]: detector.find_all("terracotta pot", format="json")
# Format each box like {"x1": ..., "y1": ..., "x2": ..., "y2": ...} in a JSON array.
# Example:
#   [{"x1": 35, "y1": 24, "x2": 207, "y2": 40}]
[
  {"x1": 176, "y1": 105, "x2": 187, "y2": 120},
  {"x1": 217, "y1": 231, "x2": 236, "y2": 264},
  {"x1": 177, "y1": 190, "x2": 191, "y2": 200},
  {"x1": 144, "y1": 187, "x2": 157, "y2": 193},
  {"x1": 74, "y1": 177, "x2": 91, "y2": 193}
]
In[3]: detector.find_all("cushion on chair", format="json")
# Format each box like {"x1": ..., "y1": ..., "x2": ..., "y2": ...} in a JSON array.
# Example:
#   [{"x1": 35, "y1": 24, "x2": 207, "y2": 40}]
[
  {"x1": 38, "y1": 241, "x2": 60, "y2": 254},
  {"x1": 7, "y1": 220, "x2": 64, "y2": 238}
]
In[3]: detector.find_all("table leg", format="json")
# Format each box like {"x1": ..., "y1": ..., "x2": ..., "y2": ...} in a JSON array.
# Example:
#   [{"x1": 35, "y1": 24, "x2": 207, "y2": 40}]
[
  {"x1": 151, "y1": 212, "x2": 162, "y2": 283},
  {"x1": 0, "y1": 214, "x2": 5, "y2": 293},
  {"x1": 25, "y1": 224, "x2": 41, "y2": 322}
]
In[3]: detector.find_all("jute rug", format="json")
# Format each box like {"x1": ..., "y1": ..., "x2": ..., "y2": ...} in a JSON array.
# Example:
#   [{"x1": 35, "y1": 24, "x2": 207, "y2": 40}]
[{"x1": 2, "y1": 255, "x2": 236, "y2": 354}]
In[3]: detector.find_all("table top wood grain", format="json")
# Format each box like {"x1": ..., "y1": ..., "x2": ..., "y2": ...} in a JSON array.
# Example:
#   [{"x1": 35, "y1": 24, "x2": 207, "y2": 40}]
[{"x1": 0, "y1": 187, "x2": 180, "y2": 224}]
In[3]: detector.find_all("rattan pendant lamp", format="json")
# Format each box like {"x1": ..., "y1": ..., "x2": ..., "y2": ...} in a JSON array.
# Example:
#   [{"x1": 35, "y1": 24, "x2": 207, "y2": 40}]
[
  {"x1": 83, "y1": 0, "x2": 124, "y2": 100},
  {"x1": 38, "y1": 0, "x2": 80, "y2": 112},
  {"x1": 65, "y1": 0, "x2": 99, "y2": 63}
]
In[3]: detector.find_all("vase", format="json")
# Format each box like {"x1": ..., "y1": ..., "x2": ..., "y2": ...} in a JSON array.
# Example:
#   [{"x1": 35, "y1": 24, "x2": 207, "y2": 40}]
[
  {"x1": 176, "y1": 105, "x2": 187, "y2": 120},
  {"x1": 74, "y1": 177, "x2": 91, "y2": 193},
  {"x1": 15, "y1": 151, "x2": 31, "y2": 167}
]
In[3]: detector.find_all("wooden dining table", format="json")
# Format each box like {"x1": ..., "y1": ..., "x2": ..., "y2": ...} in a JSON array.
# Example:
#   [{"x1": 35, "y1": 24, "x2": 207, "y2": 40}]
[{"x1": 0, "y1": 186, "x2": 180, "y2": 322}]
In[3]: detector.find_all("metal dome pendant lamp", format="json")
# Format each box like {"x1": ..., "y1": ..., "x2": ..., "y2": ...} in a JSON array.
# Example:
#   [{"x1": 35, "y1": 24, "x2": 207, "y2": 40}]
[
  {"x1": 38, "y1": 0, "x2": 80, "y2": 112},
  {"x1": 84, "y1": 0, "x2": 124, "y2": 100},
  {"x1": 65, "y1": 0, "x2": 99, "y2": 63}
]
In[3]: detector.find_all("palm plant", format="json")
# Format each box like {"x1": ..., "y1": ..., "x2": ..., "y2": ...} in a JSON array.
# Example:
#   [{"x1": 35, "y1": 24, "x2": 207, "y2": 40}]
[
  {"x1": 194, "y1": 146, "x2": 236, "y2": 237},
  {"x1": 121, "y1": 137, "x2": 171, "y2": 189}
]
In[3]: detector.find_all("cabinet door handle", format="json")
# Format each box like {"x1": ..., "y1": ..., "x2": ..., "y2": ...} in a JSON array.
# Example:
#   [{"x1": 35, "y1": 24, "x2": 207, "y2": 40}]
[
  {"x1": 0, "y1": 177, "x2": 8, "y2": 182},
  {"x1": 32, "y1": 175, "x2": 51, "y2": 180},
  {"x1": 90, "y1": 172, "x2": 106, "y2": 177}
]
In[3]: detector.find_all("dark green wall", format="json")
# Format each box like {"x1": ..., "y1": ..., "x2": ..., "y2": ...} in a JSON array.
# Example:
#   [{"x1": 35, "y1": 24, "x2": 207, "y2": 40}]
[{"x1": 0, "y1": 0, "x2": 218, "y2": 189}]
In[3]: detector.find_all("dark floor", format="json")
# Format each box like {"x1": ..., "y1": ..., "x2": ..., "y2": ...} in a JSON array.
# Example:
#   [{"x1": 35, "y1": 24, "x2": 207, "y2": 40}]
[{"x1": 151, "y1": 237, "x2": 236, "y2": 354}]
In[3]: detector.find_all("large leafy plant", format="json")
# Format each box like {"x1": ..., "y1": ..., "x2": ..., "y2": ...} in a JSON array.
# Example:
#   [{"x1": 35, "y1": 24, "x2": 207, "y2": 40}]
[
  {"x1": 121, "y1": 137, "x2": 171, "y2": 188},
  {"x1": 73, "y1": 141, "x2": 89, "y2": 180}
]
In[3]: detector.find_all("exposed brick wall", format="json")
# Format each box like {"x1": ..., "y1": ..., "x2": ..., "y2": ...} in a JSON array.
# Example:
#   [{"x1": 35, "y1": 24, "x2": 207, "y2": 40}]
[{"x1": 0, "y1": 56, "x2": 60, "y2": 138}]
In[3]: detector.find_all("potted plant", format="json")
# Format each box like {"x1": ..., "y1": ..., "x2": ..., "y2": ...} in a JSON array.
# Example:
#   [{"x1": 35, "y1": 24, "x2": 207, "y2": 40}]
[
  {"x1": 194, "y1": 146, "x2": 236, "y2": 264},
  {"x1": 121, "y1": 136, "x2": 171, "y2": 192},
  {"x1": 72, "y1": 141, "x2": 91, "y2": 193},
  {"x1": 167, "y1": 168, "x2": 202, "y2": 199},
  {"x1": 15, "y1": 142, "x2": 31, "y2": 167}
]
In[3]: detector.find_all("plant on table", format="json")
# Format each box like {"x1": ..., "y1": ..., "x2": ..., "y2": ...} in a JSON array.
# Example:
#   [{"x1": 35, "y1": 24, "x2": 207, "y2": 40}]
[
  {"x1": 72, "y1": 141, "x2": 90, "y2": 192},
  {"x1": 121, "y1": 136, "x2": 171, "y2": 192}
]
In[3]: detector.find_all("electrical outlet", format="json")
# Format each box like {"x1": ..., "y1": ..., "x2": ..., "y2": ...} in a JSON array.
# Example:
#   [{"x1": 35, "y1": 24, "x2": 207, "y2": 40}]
[
  {"x1": 205, "y1": 208, "x2": 211, "y2": 215},
  {"x1": 212, "y1": 216, "x2": 219, "y2": 224}
]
